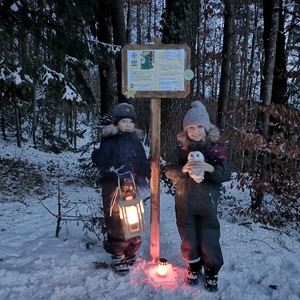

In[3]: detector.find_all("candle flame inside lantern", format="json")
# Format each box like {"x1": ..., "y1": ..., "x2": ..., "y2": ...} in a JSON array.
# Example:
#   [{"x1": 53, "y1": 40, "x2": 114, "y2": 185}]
[
  {"x1": 157, "y1": 258, "x2": 168, "y2": 276},
  {"x1": 125, "y1": 206, "x2": 139, "y2": 225}
]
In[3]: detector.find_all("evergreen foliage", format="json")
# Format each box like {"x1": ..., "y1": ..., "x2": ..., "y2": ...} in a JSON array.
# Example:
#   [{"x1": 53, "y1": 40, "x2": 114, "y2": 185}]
[{"x1": 0, "y1": 0, "x2": 299, "y2": 229}]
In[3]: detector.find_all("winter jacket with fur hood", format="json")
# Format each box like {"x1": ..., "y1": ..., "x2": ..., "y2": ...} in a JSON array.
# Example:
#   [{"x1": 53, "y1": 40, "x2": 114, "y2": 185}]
[
  {"x1": 165, "y1": 126, "x2": 231, "y2": 190},
  {"x1": 92, "y1": 124, "x2": 150, "y2": 185}
]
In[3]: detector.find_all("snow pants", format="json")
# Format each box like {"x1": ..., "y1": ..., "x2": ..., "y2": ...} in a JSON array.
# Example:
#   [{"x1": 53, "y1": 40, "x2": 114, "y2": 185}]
[{"x1": 174, "y1": 183, "x2": 224, "y2": 272}]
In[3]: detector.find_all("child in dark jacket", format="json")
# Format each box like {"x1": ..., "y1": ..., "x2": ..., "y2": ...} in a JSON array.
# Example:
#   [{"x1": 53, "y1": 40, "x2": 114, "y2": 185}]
[
  {"x1": 165, "y1": 101, "x2": 231, "y2": 292},
  {"x1": 92, "y1": 102, "x2": 150, "y2": 276}
]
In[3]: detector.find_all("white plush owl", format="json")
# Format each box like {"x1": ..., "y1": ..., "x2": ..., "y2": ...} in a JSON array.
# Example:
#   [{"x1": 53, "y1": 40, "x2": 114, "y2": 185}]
[
  {"x1": 187, "y1": 151, "x2": 205, "y2": 183},
  {"x1": 184, "y1": 151, "x2": 215, "y2": 183}
]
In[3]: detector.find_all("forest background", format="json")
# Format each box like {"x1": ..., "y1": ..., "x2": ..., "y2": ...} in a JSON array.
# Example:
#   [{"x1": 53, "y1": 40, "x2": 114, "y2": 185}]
[{"x1": 0, "y1": 0, "x2": 299, "y2": 230}]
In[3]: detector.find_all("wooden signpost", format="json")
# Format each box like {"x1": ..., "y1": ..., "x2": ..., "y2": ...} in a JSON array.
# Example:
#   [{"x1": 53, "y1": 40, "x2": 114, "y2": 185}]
[{"x1": 121, "y1": 44, "x2": 192, "y2": 260}]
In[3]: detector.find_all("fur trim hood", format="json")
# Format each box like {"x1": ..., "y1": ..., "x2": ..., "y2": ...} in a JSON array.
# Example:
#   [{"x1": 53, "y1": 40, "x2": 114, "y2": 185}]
[
  {"x1": 177, "y1": 125, "x2": 220, "y2": 149},
  {"x1": 100, "y1": 124, "x2": 144, "y2": 140}
]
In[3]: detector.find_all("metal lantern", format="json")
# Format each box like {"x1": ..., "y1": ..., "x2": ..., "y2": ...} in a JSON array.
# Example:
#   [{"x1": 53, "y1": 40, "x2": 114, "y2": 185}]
[
  {"x1": 157, "y1": 258, "x2": 169, "y2": 277},
  {"x1": 117, "y1": 171, "x2": 146, "y2": 240}
]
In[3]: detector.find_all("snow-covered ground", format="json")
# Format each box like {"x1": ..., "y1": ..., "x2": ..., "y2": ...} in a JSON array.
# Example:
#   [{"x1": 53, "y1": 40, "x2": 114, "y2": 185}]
[{"x1": 1, "y1": 139, "x2": 300, "y2": 300}]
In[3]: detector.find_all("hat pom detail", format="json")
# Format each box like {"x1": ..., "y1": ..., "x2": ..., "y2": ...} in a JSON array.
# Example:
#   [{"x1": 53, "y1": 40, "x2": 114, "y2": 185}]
[{"x1": 190, "y1": 101, "x2": 205, "y2": 109}]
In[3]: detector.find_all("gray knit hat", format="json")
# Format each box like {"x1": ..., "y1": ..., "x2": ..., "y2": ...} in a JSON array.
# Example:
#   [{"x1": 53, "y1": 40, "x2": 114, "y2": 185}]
[
  {"x1": 112, "y1": 103, "x2": 137, "y2": 125},
  {"x1": 183, "y1": 101, "x2": 212, "y2": 132}
]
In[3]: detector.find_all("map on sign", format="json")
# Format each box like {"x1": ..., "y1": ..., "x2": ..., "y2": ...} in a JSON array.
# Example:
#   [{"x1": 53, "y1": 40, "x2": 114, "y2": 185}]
[{"x1": 126, "y1": 49, "x2": 185, "y2": 92}]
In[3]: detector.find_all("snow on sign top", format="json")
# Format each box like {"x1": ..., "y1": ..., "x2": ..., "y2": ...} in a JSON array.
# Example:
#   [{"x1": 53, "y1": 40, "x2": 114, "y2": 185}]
[{"x1": 121, "y1": 44, "x2": 192, "y2": 99}]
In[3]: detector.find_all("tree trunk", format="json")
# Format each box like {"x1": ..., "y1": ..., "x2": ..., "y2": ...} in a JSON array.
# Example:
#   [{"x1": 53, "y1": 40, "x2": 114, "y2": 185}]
[
  {"x1": 136, "y1": 3, "x2": 142, "y2": 44},
  {"x1": 31, "y1": 0, "x2": 44, "y2": 145},
  {"x1": 73, "y1": 102, "x2": 77, "y2": 150},
  {"x1": 32, "y1": 83, "x2": 37, "y2": 145},
  {"x1": 260, "y1": 0, "x2": 280, "y2": 137},
  {"x1": 228, "y1": 17, "x2": 237, "y2": 165},
  {"x1": 1, "y1": 114, "x2": 6, "y2": 140},
  {"x1": 126, "y1": 0, "x2": 132, "y2": 43},
  {"x1": 239, "y1": 6, "x2": 250, "y2": 99},
  {"x1": 245, "y1": 5, "x2": 259, "y2": 100},
  {"x1": 111, "y1": 0, "x2": 127, "y2": 102},
  {"x1": 216, "y1": 1, "x2": 235, "y2": 130},
  {"x1": 197, "y1": 2, "x2": 206, "y2": 98},
  {"x1": 14, "y1": 98, "x2": 22, "y2": 148},
  {"x1": 271, "y1": 0, "x2": 287, "y2": 106},
  {"x1": 160, "y1": 0, "x2": 200, "y2": 161},
  {"x1": 95, "y1": 0, "x2": 115, "y2": 115},
  {"x1": 252, "y1": 0, "x2": 280, "y2": 209}
]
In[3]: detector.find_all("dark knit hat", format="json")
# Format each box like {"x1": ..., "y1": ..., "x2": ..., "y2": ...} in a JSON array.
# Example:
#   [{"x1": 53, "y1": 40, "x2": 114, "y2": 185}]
[
  {"x1": 112, "y1": 103, "x2": 137, "y2": 125},
  {"x1": 183, "y1": 101, "x2": 212, "y2": 132}
]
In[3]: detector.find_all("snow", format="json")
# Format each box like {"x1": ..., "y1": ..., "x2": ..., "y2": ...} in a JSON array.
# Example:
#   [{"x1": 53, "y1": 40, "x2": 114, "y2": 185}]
[
  {"x1": 7, "y1": 67, "x2": 23, "y2": 85},
  {"x1": 10, "y1": 3, "x2": 19, "y2": 12},
  {"x1": 1, "y1": 138, "x2": 300, "y2": 300},
  {"x1": 63, "y1": 83, "x2": 83, "y2": 102},
  {"x1": 42, "y1": 65, "x2": 64, "y2": 84}
]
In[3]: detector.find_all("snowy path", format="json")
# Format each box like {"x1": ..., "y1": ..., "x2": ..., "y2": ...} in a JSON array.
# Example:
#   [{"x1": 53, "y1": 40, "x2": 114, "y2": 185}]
[
  {"x1": 1, "y1": 142, "x2": 299, "y2": 300},
  {"x1": 1, "y1": 187, "x2": 300, "y2": 300}
]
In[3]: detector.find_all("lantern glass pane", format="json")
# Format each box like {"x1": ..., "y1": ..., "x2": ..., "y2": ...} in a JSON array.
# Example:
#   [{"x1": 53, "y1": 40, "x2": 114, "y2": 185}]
[{"x1": 125, "y1": 206, "x2": 139, "y2": 225}]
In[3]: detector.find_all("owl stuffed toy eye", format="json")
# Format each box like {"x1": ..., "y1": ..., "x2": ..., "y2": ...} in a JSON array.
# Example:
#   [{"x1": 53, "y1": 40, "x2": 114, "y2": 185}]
[{"x1": 187, "y1": 151, "x2": 205, "y2": 162}]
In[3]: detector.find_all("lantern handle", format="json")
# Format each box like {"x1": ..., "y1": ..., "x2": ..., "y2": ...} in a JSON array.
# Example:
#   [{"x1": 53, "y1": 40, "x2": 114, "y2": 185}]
[
  {"x1": 117, "y1": 171, "x2": 138, "y2": 200},
  {"x1": 109, "y1": 187, "x2": 119, "y2": 217}
]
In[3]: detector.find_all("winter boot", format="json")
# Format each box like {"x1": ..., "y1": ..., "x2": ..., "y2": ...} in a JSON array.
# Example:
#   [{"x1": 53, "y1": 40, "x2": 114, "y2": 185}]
[
  {"x1": 204, "y1": 268, "x2": 218, "y2": 292},
  {"x1": 125, "y1": 255, "x2": 137, "y2": 266},
  {"x1": 185, "y1": 261, "x2": 202, "y2": 285},
  {"x1": 111, "y1": 255, "x2": 129, "y2": 276}
]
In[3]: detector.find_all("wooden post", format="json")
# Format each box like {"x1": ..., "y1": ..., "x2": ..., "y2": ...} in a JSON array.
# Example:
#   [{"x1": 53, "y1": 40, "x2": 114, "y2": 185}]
[{"x1": 150, "y1": 98, "x2": 161, "y2": 260}]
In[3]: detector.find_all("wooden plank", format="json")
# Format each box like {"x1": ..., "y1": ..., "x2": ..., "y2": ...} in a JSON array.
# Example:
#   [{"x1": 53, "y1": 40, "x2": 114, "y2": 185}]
[{"x1": 149, "y1": 98, "x2": 161, "y2": 260}]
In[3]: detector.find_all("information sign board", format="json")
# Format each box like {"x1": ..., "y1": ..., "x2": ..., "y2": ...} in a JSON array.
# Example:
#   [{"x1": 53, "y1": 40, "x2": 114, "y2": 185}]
[{"x1": 121, "y1": 44, "x2": 192, "y2": 99}]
